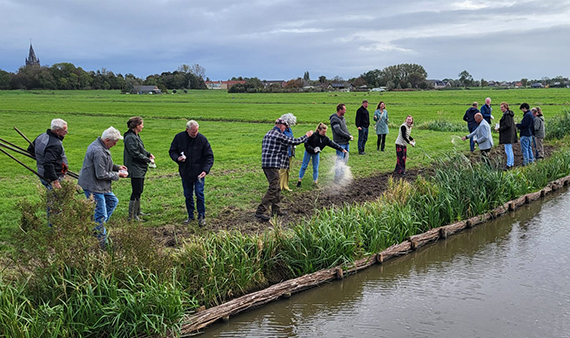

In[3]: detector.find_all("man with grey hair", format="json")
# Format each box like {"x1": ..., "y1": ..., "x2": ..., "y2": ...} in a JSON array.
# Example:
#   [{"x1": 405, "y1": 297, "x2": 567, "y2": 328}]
[
  {"x1": 480, "y1": 97, "x2": 493, "y2": 124},
  {"x1": 169, "y1": 120, "x2": 214, "y2": 227},
  {"x1": 27, "y1": 118, "x2": 70, "y2": 226},
  {"x1": 78, "y1": 126, "x2": 128, "y2": 247},
  {"x1": 28, "y1": 118, "x2": 69, "y2": 189}
]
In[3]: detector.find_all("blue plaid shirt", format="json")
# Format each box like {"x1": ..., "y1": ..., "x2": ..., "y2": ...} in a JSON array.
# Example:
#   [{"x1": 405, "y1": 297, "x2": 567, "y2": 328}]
[{"x1": 261, "y1": 127, "x2": 308, "y2": 169}]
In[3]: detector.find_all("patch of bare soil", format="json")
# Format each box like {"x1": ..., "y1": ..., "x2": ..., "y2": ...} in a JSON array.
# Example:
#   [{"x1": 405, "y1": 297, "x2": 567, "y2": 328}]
[{"x1": 153, "y1": 144, "x2": 554, "y2": 246}]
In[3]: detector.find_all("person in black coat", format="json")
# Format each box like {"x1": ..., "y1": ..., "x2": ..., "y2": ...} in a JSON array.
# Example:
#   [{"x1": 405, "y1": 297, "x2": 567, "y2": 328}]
[
  {"x1": 123, "y1": 116, "x2": 154, "y2": 221},
  {"x1": 169, "y1": 120, "x2": 214, "y2": 226},
  {"x1": 496, "y1": 102, "x2": 518, "y2": 169},
  {"x1": 355, "y1": 100, "x2": 370, "y2": 154},
  {"x1": 296, "y1": 123, "x2": 347, "y2": 187}
]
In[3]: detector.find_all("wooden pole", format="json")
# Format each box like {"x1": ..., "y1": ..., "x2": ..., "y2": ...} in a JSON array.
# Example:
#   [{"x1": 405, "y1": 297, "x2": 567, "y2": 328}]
[
  {"x1": 14, "y1": 127, "x2": 33, "y2": 146},
  {"x1": 0, "y1": 147, "x2": 45, "y2": 180}
]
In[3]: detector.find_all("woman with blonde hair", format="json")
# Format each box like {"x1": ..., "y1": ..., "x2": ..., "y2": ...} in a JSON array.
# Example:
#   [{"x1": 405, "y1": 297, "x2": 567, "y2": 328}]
[
  {"x1": 279, "y1": 113, "x2": 297, "y2": 191},
  {"x1": 297, "y1": 123, "x2": 346, "y2": 187}
]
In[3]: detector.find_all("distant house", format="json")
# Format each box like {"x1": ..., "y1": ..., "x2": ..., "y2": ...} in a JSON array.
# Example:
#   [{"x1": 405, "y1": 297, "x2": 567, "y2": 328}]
[
  {"x1": 531, "y1": 82, "x2": 544, "y2": 88},
  {"x1": 428, "y1": 80, "x2": 450, "y2": 89},
  {"x1": 134, "y1": 86, "x2": 161, "y2": 94},
  {"x1": 205, "y1": 80, "x2": 246, "y2": 90},
  {"x1": 327, "y1": 82, "x2": 352, "y2": 91}
]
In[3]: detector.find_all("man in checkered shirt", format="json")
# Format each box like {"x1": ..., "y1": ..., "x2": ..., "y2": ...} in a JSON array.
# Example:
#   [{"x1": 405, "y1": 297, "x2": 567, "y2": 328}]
[{"x1": 255, "y1": 118, "x2": 313, "y2": 221}]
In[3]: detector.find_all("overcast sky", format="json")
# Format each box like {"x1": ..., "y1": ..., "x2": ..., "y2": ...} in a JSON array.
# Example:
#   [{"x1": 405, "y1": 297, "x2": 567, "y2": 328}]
[{"x1": 2, "y1": 0, "x2": 569, "y2": 81}]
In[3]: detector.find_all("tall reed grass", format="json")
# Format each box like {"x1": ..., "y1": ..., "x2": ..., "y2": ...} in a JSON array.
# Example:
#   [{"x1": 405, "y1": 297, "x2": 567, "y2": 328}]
[
  {"x1": 545, "y1": 107, "x2": 570, "y2": 140},
  {"x1": 4, "y1": 150, "x2": 570, "y2": 336}
]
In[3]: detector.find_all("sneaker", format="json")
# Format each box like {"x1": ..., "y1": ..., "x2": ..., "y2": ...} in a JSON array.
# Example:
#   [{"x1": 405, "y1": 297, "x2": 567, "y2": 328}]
[
  {"x1": 255, "y1": 213, "x2": 270, "y2": 221},
  {"x1": 198, "y1": 218, "x2": 206, "y2": 227},
  {"x1": 183, "y1": 218, "x2": 194, "y2": 225},
  {"x1": 296, "y1": 181, "x2": 302, "y2": 188}
]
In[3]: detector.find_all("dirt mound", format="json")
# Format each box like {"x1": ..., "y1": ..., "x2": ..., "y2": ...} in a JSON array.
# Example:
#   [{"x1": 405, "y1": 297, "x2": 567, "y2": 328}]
[{"x1": 155, "y1": 144, "x2": 554, "y2": 244}]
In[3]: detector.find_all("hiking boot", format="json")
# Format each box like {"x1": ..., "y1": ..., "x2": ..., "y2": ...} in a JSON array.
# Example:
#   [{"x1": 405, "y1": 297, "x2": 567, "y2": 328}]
[
  {"x1": 255, "y1": 213, "x2": 270, "y2": 221},
  {"x1": 296, "y1": 181, "x2": 302, "y2": 188},
  {"x1": 198, "y1": 217, "x2": 206, "y2": 227},
  {"x1": 183, "y1": 218, "x2": 194, "y2": 225}
]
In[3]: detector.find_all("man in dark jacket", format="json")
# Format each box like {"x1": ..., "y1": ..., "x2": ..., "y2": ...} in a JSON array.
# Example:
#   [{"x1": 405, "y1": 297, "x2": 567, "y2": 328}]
[
  {"x1": 329, "y1": 103, "x2": 353, "y2": 183},
  {"x1": 355, "y1": 99, "x2": 369, "y2": 154},
  {"x1": 516, "y1": 103, "x2": 535, "y2": 165},
  {"x1": 463, "y1": 102, "x2": 479, "y2": 152},
  {"x1": 28, "y1": 118, "x2": 70, "y2": 227},
  {"x1": 480, "y1": 97, "x2": 493, "y2": 124},
  {"x1": 169, "y1": 120, "x2": 214, "y2": 226},
  {"x1": 28, "y1": 118, "x2": 69, "y2": 189}
]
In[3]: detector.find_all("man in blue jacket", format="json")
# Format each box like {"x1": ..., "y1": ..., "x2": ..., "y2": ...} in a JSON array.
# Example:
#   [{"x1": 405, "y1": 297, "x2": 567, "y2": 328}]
[
  {"x1": 516, "y1": 103, "x2": 535, "y2": 165},
  {"x1": 480, "y1": 97, "x2": 493, "y2": 124}
]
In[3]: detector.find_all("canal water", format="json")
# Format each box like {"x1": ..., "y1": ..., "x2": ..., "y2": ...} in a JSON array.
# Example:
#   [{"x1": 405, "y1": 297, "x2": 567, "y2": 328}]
[{"x1": 200, "y1": 189, "x2": 570, "y2": 337}]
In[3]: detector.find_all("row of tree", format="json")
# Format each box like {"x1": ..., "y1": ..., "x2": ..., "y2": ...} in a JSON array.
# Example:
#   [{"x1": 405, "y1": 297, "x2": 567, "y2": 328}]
[
  {"x1": 1, "y1": 62, "x2": 566, "y2": 92},
  {"x1": 0, "y1": 63, "x2": 206, "y2": 92}
]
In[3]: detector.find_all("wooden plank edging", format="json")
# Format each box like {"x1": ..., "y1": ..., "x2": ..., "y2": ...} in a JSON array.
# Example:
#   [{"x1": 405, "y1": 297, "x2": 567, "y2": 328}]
[{"x1": 178, "y1": 173, "x2": 570, "y2": 335}]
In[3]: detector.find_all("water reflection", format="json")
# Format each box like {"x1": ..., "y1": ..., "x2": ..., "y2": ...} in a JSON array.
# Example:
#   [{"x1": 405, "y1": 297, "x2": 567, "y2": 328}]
[{"x1": 201, "y1": 189, "x2": 570, "y2": 338}]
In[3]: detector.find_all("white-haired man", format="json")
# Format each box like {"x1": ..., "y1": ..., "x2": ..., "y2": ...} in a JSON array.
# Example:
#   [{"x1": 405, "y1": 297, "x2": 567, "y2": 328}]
[
  {"x1": 28, "y1": 118, "x2": 69, "y2": 189},
  {"x1": 169, "y1": 120, "x2": 214, "y2": 227},
  {"x1": 78, "y1": 126, "x2": 128, "y2": 247},
  {"x1": 480, "y1": 97, "x2": 493, "y2": 124},
  {"x1": 28, "y1": 118, "x2": 69, "y2": 226}
]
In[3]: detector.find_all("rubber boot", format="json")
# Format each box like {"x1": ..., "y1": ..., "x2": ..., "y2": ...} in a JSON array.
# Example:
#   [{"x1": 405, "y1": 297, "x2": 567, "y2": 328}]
[
  {"x1": 128, "y1": 200, "x2": 135, "y2": 221},
  {"x1": 133, "y1": 200, "x2": 142, "y2": 222},
  {"x1": 138, "y1": 200, "x2": 150, "y2": 216}
]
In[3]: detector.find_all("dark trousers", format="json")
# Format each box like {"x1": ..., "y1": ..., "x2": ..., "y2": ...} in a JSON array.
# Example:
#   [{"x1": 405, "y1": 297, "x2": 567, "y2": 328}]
[
  {"x1": 130, "y1": 177, "x2": 145, "y2": 200},
  {"x1": 377, "y1": 134, "x2": 386, "y2": 151},
  {"x1": 256, "y1": 168, "x2": 281, "y2": 216},
  {"x1": 358, "y1": 127, "x2": 369, "y2": 153},
  {"x1": 395, "y1": 144, "x2": 407, "y2": 174}
]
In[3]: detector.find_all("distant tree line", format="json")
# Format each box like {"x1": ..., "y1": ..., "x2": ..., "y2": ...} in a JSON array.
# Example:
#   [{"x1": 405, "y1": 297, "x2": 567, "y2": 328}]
[{"x1": 0, "y1": 63, "x2": 206, "y2": 92}]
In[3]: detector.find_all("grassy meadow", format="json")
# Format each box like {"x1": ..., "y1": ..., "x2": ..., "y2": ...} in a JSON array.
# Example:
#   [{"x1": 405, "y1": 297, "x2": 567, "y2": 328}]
[
  {"x1": 2, "y1": 88, "x2": 570, "y2": 336},
  {"x1": 1, "y1": 88, "x2": 569, "y2": 240}
]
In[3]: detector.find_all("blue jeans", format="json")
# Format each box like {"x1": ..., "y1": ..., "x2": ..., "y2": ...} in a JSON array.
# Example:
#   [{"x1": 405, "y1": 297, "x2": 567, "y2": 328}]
[
  {"x1": 83, "y1": 190, "x2": 118, "y2": 244},
  {"x1": 504, "y1": 144, "x2": 514, "y2": 167},
  {"x1": 335, "y1": 144, "x2": 349, "y2": 181},
  {"x1": 358, "y1": 127, "x2": 368, "y2": 153},
  {"x1": 468, "y1": 125, "x2": 476, "y2": 152},
  {"x1": 520, "y1": 136, "x2": 534, "y2": 165},
  {"x1": 298, "y1": 151, "x2": 320, "y2": 182},
  {"x1": 182, "y1": 177, "x2": 205, "y2": 219}
]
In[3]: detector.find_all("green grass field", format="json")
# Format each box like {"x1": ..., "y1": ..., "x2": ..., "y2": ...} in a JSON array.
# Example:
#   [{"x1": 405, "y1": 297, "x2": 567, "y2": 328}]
[{"x1": 0, "y1": 88, "x2": 568, "y2": 240}]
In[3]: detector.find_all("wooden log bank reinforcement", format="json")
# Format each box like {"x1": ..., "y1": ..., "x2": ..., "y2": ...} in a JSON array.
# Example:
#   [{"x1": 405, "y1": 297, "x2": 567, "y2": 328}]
[{"x1": 178, "y1": 174, "x2": 570, "y2": 336}]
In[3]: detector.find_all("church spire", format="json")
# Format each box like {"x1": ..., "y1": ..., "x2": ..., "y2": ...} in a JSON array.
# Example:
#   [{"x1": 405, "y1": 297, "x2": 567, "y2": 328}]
[{"x1": 26, "y1": 40, "x2": 40, "y2": 66}]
